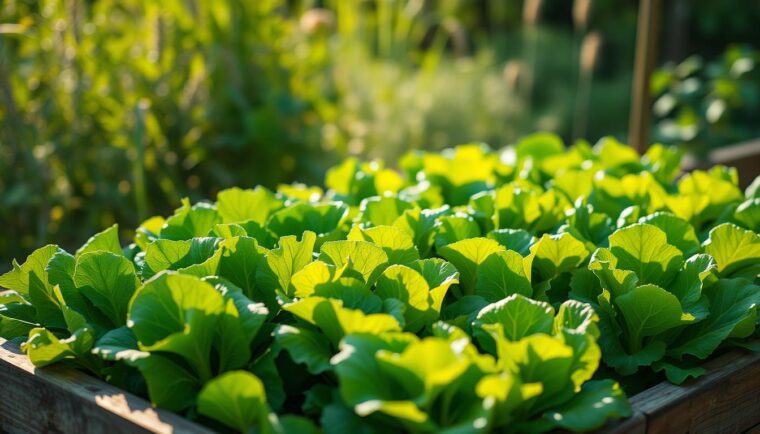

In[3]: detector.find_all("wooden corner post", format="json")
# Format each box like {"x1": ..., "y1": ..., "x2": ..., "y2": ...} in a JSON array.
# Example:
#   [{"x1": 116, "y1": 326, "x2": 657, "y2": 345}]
[{"x1": 628, "y1": 0, "x2": 662, "y2": 154}]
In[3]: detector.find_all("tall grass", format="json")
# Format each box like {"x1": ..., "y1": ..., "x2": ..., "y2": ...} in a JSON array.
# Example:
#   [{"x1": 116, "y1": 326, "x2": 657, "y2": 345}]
[
  {"x1": 0, "y1": 0, "x2": 635, "y2": 267},
  {"x1": 1, "y1": 0, "x2": 330, "y2": 260}
]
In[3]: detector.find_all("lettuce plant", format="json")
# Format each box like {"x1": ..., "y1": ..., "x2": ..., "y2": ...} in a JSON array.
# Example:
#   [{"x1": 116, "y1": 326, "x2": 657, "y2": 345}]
[
  {"x1": 574, "y1": 222, "x2": 760, "y2": 382},
  {"x1": 1, "y1": 135, "x2": 758, "y2": 433},
  {"x1": 329, "y1": 295, "x2": 629, "y2": 434}
]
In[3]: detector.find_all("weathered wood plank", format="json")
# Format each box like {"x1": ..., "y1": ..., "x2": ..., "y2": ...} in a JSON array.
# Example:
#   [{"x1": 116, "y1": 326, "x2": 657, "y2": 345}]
[
  {"x1": 588, "y1": 411, "x2": 647, "y2": 434},
  {"x1": 630, "y1": 349, "x2": 760, "y2": 434},
  {"x1": 2, "y1": 333, "x2": 759, "y2": 434},
  {"x1": 0, "y1": 338, "x2": 214, "y2": 434}
]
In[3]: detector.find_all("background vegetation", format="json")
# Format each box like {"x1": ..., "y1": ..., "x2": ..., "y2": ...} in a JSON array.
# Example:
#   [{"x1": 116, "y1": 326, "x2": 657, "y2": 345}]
[{"x1": 1, "y1": 0, "x2": 759, "y2": 268}]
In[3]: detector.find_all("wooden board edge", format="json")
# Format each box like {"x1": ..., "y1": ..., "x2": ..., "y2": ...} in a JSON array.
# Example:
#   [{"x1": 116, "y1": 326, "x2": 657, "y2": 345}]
[
  {"x1": 588, "y1": 410, "x2": 647, "y2": 434},
  {"x1": 629, "y1": 347, "x2": 760, "y2": 412},
  {"x1": 3, "y1": 333, "x2": 759, "y2": 434},
  {"x1": 708, "y1": 138, "x2": 760, "y2": 164},
  {"x1": 0, "y1": 338, "x2": 215, "y2": 434},
  {"x1": 629, "y1": 346, "x2": 760, "y2": 434}
]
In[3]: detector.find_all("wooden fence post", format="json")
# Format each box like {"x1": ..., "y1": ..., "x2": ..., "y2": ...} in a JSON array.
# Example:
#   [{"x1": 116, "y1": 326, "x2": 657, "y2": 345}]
[{"x1": 628, "y1": 0, "x2": 662, "y2": 154}]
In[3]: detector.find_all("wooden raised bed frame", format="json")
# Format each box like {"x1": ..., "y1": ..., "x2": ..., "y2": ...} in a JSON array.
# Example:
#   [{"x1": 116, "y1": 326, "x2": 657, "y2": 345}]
[
  {"x1": 597, "y1": 347, "x2": 760, "y2": 434},
  {"x1": 2, "y1": 338, "x2": 759, "y2": 434},
  {"x1": 0, "y1": 338, "x2": 212, "y2": 434}
]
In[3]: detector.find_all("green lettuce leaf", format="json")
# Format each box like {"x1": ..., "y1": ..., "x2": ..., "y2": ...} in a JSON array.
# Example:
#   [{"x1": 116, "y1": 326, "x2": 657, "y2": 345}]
[
  {"x1": 668, "y1": 278, "x2": 760, "y2": 360},
  {"x1": 217, "y1": 186, "x2": 283, "y2": 224},
  {"x1": 434, "y1": 215, "x2": 481, "y2": 249},
  {"x1": 283, "y1": 297, "x2": 401, "y2": 345},
  {"x1": 703, "y1": 223, "x2": 760, "y2": 279},
  {"x1": 347, "y1": 225, "x2": 420, "y2": 265},
  {"x1": 128, "y1": 272, "x2": 225, "y2": 382},
  {"x1": 543, "y1": 380, "x2": 631, "y2": 431},
  {"x1": 0, "y1": 245, "x2": 66, "y2": 329},
  {"x1": 275, "y1": 324, "x2": 334, "y2": 374},
  {"x1": 256, "y1": 232, "x2": 317, "y2": 311},
  {"x1": 197, "y1": 371, "x2": 271, "y2": 433},
  {"x1": 638, "y1": 212, "x2": 700, "y2": 256},
  {"x1": 73, "y1": 251, "x2": 139, "y2": 327},
  {"x1": 267, "y1": 202, "x2": 348, "y2": 246},
  {"x1": 359, "y1": 196, "x2": 415, "y2": 226},
  {"x1": 487, "y1": 228, "x2": 535, "y2": 256},
  {"x1": 141, "y1": 237, "x2": 221, "y2": 279},
  {"x1": 75, "y1": 224, "x2": 122, "y2": 258},
  {"x1": 318, "y1": 240, "x2": 389, "y2": 286},
  {"x1": 160, "y1": 199, "x2": 221, "y2": 240},
  {"x1": 438, "y1": 237, "x2": 505, "y2": 295},
  {"x1": 475, "y1": 250, "x2": 533, "y2": 301}
]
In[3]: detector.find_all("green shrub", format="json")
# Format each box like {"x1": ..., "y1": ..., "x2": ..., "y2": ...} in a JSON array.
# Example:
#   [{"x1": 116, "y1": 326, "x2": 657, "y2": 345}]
[{"x1": 652, "y1": 45, "x2": 760, "y2": 155}]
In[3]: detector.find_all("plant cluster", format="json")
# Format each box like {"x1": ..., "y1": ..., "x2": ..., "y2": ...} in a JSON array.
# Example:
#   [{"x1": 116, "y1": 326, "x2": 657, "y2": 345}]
[
  {"x1": 2, "y1": 134, "x2": 760, "y2": 433},
  {"x1": 652, "y1": 45, "x2": 760, "y2": 155}
]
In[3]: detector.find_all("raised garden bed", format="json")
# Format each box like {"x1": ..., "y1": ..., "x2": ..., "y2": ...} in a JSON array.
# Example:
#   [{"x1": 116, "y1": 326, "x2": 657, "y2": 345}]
[
  {"x1": 1, "y1": 137, "x2": 758, "y2": 434},
  {"x1": 3, "y1": 336, "x2": 759, "y2": 434},
  {"x1": 0, "y1": 338, "x2": 211, "y2": 434},
  {"x1": 596, "y1": 345, "x2": 760, "y2": 434}
]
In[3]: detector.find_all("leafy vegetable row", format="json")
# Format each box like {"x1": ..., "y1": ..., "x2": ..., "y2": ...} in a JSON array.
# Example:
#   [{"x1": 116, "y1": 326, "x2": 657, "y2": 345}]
[{"x1": 1, "y1": 134, "x2": 759, "y2": 433}]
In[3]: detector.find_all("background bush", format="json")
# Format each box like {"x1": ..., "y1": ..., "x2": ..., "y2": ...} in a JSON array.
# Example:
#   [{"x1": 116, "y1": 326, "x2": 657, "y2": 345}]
[{"x1": 1, "y1": 0, "x2": 759, "y2": 268}]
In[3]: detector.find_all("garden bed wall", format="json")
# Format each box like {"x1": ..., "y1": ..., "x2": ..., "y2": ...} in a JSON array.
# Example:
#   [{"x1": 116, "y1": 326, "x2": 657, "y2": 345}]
[
  {"x1": 0, "y1": 338, "x2": 212, "y2": 434},
  {"x1": 2, "y1": 336, "x2": 760, "y2": 434},
  {"x1": 591, "y1": 346, "x2": 760, "y2": 434}
]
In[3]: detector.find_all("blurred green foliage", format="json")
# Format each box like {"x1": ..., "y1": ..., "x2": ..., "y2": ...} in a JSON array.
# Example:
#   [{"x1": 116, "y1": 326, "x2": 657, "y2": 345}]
[
  {"x1": 1, "y1": 0, "x2": 334, "y2": 263},
  {"x1": 1, "y1": 0, "x2": 758, "y2": 268},
  {"x1": 652, "y1": 46, "x2": 760, "y2": 156},
  {"x1": 0, "y1": 0, "x2": 635, "y2": 267}
]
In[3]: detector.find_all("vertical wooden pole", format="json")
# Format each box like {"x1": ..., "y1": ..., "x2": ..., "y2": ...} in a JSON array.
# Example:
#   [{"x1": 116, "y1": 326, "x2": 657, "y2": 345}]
[{"x1": 628, "y1": 0, "x2": 662, "y2": 154}]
